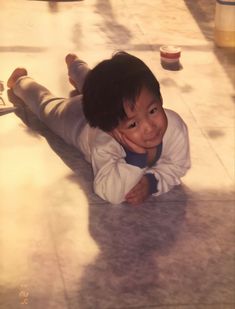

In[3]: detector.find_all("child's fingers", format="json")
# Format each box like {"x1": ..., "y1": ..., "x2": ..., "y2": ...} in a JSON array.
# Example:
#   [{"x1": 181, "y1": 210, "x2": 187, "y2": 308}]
[
  {"x1": 126, "y1": 176, "x2": 150, "y2": 204},
  {"x1": 125, "y1": 182, "x2": 141, "y2": 199},
  {"x1": 126, "y1": 194, "x2": 145, "y2": 206},
  {"x1": 126, "y1": 196, "x2": 141, "y2": 205},
  {"x1": 126, "y1": 176, "x2": 147, "y2": 198}
]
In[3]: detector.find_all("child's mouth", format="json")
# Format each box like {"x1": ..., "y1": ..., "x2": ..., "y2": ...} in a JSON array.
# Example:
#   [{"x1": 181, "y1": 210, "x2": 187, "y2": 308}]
[{"x1": 146, "y1": 131, "x2": 161, "y2": 142}]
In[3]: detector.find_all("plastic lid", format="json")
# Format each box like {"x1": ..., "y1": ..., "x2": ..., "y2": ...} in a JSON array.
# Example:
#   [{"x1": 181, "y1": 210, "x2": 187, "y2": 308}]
[{"x1": 160, "y1": 45, "x2": 181, "y2": 54}]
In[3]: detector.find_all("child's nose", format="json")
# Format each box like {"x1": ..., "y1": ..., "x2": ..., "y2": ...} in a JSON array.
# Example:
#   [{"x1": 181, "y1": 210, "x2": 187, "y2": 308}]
[{"x1": 143, "y1": 120, "x2": 154, "y2": 133}]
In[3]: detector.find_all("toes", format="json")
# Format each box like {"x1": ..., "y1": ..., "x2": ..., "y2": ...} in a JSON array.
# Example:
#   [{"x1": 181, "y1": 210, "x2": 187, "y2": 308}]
[
  {"x1": 7, "y1": 68, "x2": 27, "y2": 88},
  {"x1": 65, "y1": 53, "x2": 78, "y2": 67}
]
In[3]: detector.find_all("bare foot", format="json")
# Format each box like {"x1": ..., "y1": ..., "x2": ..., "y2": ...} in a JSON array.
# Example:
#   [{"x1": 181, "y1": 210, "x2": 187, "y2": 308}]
[
  {"x1": 65, "y1": 53, "x2": 79, "y2": 68},
  {"x1": 7, "y1": 68, "x2": 27, "y2": 89},
  {"x1": 65, "y1": 53, "x2": 79, "y2": 89}
]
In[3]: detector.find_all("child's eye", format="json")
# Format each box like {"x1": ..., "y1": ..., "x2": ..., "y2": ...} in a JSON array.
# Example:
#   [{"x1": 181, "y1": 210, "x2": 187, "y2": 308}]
[
  {"x1": 127, "y1": 121, "x2": 137, "y2": 129},
  {"x1": 149, "y1": 107, "x2": 158, "y2": 114}
]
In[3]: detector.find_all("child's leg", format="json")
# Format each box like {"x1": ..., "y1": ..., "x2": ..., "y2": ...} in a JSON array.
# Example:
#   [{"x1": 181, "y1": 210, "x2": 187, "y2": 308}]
[
  {"x1": 65, "y1": 54, "x2": 90, "y2": 93},
  {"x1": 9, "y1": 70, "x2": 86, "y2": 149}
]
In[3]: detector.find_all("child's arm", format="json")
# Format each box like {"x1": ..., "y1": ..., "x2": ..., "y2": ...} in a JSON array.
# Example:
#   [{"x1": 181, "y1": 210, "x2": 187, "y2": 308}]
[
  {"x1": 125, "y1": 175, "x2": 151, "y2": 205},
  {"x1": 146, "y1": 113, "x2": 190, "y2": 196},
  {"x1": 91, "y1": 133, "x2": 147, "y2": 204},
  {"x1": 124, "y1": 110, "x2": 190, "y2": 202}
]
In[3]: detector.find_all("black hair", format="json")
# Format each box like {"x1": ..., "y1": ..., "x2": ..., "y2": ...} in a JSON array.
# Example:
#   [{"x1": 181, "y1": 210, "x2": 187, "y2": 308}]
[{"x1": 82, "y1": 51, "x2": 162, "y2": 132}]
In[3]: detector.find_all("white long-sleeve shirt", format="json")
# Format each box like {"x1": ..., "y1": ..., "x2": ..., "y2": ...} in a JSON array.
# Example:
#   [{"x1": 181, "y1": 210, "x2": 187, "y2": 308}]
[{"x1": 77, "y1": 108, "x2": 190, "y2": 204}]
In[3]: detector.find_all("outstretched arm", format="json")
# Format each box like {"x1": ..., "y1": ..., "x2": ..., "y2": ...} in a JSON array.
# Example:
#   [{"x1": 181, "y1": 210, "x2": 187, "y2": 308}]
[
  {"x1": 147, "y1": 115, "x2": 190, "y2": 195},
  {"x1": 91, "y1": 133, "x2": 147, "y2": 204}
]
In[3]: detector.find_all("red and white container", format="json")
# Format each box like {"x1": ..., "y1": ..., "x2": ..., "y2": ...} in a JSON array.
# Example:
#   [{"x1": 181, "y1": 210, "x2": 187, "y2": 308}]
[{"x1": 160, "y1": 45, "x2": 181, "y2": 70}]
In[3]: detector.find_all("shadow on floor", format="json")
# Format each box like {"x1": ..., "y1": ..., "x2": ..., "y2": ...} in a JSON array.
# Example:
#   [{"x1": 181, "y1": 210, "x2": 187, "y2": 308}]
[
  {"x1": 73, "y1": 187, "x2": 234, "y2": 309},
  {"x1": 29, "y1": 0, "x2": 84, "y2": 14},
  {"x1": 184, "y1": 0, "x2": 235, "y2": 87},
  {"x1": 0, "y1": 46, "x2": 47, "y2": 53},
  {"x1": 73, "y1": 197, "x2": 188, "y2": 309},
  {"x1": 95, "y1": 0, "x2": 132, "y2": 45}
]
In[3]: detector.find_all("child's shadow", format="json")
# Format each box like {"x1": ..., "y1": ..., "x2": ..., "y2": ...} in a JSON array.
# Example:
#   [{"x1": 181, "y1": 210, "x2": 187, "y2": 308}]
[{"x1": 75, "y1": 189, "x2": 188, "y2": 308}]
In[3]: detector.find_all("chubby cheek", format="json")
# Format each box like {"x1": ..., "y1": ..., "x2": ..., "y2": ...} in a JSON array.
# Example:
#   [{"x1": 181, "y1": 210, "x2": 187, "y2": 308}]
[
  {"x1": 154, "y1": 113, "x2": 167, "y2": 131},
  {"x1": 162, "y1": 114, "x2": 168, "y2": 132},
  {"x1": 121, "y1": 129, "x2": 136, "y2": 140},
  {"x1": 126, "y1": 131, "x2": 144, "y2": 145}
]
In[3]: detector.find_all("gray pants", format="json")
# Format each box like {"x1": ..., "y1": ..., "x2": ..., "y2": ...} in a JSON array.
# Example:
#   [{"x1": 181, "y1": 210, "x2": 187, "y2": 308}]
[{"x1": 13, "y1": 59, "x2": 90, "y2": 148}]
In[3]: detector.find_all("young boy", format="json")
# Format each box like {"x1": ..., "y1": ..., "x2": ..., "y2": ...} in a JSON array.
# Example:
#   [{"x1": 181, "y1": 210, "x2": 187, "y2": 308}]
[{"x1": 7, "y1": 51, "x2": 190, "y2": 205}]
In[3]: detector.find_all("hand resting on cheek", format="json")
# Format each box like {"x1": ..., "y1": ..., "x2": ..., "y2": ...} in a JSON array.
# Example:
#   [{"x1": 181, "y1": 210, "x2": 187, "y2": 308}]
[{"x1": 110, "y1": 129, "x2": 146, "y2": 154}]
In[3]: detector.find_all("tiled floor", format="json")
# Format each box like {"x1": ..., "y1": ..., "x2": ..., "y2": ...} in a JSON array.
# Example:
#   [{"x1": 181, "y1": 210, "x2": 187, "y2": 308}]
[{"x1": 0, "y1": 1, "x2": 234, "y2": 308}]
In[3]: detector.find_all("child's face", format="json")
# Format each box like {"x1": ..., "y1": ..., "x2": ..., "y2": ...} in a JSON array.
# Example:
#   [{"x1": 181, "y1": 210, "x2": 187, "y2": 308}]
[{"x1": 116, "y1": 86, "x2": 168, "y2": 149}]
